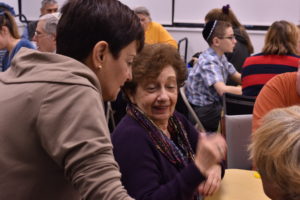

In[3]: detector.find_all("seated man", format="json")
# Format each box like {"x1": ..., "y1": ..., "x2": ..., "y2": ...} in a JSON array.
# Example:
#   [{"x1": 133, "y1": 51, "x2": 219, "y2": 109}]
[
  {"x1": 134, "y1": 6, "x2": 178, "y2": 48},
  {"x1": 185, "y1": 20, "x2": 241, "y2": 132},
  {"x1": 249, "y1": 105, "x2": 300, "y2": 200},
  {"x1": 33, "y1": 12, "x2": 59, "y2": 52},
  {"x1": 23, "y1": 0, "x2": 59, "y2": 40}
]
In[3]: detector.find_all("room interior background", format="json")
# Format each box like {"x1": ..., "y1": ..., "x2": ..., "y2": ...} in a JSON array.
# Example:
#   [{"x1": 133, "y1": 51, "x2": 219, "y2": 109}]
[{"x1": 4, "y1": 0, "x2": 300, "y2": 62}]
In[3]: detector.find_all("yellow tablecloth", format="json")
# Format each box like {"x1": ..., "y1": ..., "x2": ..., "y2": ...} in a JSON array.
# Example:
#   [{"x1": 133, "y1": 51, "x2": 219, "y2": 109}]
[{"x1": 204, "y1": 169, "x2": 270, "y2": 200}]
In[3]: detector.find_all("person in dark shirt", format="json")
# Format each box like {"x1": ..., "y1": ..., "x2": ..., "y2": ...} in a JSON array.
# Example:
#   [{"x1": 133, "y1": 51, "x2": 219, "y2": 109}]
[
  {"x1": 113, "y1": 44, "x2": 226, "y2": 200},
  {"x1": 242, "y1": 20, "x2": 300, "y2": 97}
]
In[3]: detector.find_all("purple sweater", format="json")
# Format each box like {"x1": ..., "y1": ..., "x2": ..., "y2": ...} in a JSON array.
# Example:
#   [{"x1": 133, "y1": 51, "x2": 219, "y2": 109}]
[{"x1": 112, "y1": 112, "x2": 224, "y2": 200}]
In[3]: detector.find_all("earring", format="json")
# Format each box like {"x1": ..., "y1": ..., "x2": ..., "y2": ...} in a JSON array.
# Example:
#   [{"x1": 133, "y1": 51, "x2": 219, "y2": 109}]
[{"x1": 97, "y1": 64, "x2": 102, "y2": 70}]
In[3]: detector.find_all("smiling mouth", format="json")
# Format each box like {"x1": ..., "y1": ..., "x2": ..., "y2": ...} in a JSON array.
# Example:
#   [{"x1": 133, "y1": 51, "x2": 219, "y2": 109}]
[{"x1": 153, "y1": 105, "x2": 169, "y2": 112}]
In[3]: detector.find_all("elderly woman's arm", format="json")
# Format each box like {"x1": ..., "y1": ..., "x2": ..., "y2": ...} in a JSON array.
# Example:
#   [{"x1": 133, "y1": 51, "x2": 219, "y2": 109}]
[
  {"x1": 112, "y1": 115, "x2": 205, "y2": 200},
  {"x1": 176, "y1": 112, "x2": 225, "y2": 197},
  {"x1": 112, "y1": 113, "x2": 226, "y2": 200}
]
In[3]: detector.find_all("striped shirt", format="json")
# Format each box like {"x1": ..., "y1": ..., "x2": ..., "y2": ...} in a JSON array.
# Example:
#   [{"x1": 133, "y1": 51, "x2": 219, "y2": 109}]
[
  {"x1": 241, "y1": 53, "x2": 300, "y2": 96},
  {"x1": 185, "y1": 48, "x2": 236, "y2": 106}
]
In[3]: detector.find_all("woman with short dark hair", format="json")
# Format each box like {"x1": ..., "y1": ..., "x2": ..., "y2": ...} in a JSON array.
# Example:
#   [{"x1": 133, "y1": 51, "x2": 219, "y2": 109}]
[{"x1": 0, "y1": 0, "x2": 144, "y2": 199}]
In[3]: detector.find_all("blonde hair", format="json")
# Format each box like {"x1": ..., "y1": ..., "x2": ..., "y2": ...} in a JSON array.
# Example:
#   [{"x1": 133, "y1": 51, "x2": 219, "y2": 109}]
[
  {"x1": 262, "y1": 20, "x2": 300, "y2": 55},
  {"x1": 0, "y1": 10, "x2": 20, "y2": 39},
  {"x1": 249, "y1": 105, "x2": 300, "y2": 200}
]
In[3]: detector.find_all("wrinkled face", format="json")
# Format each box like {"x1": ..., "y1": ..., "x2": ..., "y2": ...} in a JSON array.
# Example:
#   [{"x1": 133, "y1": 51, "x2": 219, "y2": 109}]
[
  {"x1": 32, "y1": 20, "x2": 56, "y2": 52},
  {"x1": 217, "y1": 27, "x2": 236, "y2": 53},
  {"x1": 100, "y1": 41, "x2": 136, "y2": 101},
  {"x1": 41, "y1": 3, "x2": 58, "y2": 16},
  {"x1": 129, "y1": 65, "x2": 178, "y2": 128},
  {"x1": 137, "y1": 14, "x2": 150, "y2": 31}
]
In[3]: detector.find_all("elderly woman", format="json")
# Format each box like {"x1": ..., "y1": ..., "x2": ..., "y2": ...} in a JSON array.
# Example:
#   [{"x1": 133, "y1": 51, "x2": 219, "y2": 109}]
[
  {"x1": 249, "y1": 105, "x2": 300, "y2": 200},
  {"x1": 0, "y1": 10, "x2": 34, "y2": 71},
  {"x1": 112, "y1": 44, "x2": 226, "y2": 200},
  {"x1": 0, "y1": 0, "x2": 144, "y2": 199},
  {"x1": 242, "y1": 20, "x2": 300, "y2": 96},
  {"x1": 134, "y1": 6, "x2": 177, "y2": 48}
]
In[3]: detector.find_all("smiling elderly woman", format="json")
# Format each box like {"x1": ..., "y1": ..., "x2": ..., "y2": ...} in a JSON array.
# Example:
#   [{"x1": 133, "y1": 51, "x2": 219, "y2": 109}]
[{"x1": 112, "y1": 44, "x2": 226, "y2": 200}]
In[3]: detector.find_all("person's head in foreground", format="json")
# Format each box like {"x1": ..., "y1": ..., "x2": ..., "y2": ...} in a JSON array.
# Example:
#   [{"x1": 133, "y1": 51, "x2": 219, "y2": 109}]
[
  {"x1": 57, "y1": 0, "x2": 144, "y2": 101},
  {"x1": 202, "y1": 20, "x2": 236, "y2": 55},
  {"x1": 249, "y1": 105, "x2": 300, "y2": 200},
  {"x1": 123, "y1": 43, "x2": 186, "y2": 128}
]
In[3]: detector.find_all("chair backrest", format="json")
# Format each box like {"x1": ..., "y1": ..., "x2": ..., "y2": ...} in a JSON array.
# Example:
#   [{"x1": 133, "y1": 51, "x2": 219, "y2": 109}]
[
  {"x1": 178, "y1": 37, "x2": 188, "y2": 63},
  {"x1": 225, "y1": 114, "x2": 252, "y2": 169},
  {"x1": 105, "y1": 101, "x2": 116, "y2": 131},
  {"x1": 223, "y1": 92, "x2": 256, "y2": 115},
  {"x1": 179, "y1": 86, "x2": 205, "y2": 132}
]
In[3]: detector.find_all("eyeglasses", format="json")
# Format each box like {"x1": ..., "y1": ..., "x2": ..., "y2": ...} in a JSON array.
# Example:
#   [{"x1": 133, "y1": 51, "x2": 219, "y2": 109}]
[
  {"x1": 34, "y1": 31, "x2": 50, "y2": 38},
  {"x1": 219, "y1": 35, "x2": 236, "y2": 41}
]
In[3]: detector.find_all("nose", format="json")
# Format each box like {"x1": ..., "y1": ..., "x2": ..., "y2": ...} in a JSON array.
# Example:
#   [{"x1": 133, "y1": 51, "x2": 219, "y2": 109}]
[
  {"x1": 32, "y1": 34, "x2": 37, "y2": 42},
  {"x1": 127, "y1": 67, "x2": 132, "y2": 81},
  {"x1": 157, "y1": 88, "x2": 168, "y2": 102},
  {"x1": 233, "y1": 38, "x2": 237, "y2": 44}
]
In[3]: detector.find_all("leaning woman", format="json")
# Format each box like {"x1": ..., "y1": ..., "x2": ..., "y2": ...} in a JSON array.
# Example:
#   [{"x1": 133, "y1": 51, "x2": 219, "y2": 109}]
[
  {"x1": 112, "y1": 44, "x2": 226, "y2": 200},
  {"x1": 0, "y1": 0, "x2": 144, "y2": 199}
]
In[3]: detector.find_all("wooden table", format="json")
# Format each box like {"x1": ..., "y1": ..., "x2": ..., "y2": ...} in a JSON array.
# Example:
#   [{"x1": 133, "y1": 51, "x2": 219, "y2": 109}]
[{"x1": 204, "y1": 169, "x2": 270, "y2": 200}]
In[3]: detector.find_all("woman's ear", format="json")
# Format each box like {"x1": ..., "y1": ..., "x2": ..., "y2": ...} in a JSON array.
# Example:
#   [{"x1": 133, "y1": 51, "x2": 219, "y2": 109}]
[
  {"x1": 92, "y1": 41, "x2": 109, "y2": 70},
  {"x1": 0, "y1": 26, "x2": 9, "y2": 36}
]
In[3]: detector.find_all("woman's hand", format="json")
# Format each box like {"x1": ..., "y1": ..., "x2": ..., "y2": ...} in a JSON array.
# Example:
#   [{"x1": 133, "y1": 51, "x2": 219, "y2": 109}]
[
  {"x1": 197, "y1": 164, "x2": 222, "y2": 196},
  {"x1": 194, "y1": 133, "x2": 226, "y2": 177}
]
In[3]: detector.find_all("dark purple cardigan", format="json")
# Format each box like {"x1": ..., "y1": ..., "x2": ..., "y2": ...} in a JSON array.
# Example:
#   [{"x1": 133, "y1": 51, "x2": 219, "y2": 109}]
[{"x1": 112, "y1": 112, "x2": 224, "y2": 200}]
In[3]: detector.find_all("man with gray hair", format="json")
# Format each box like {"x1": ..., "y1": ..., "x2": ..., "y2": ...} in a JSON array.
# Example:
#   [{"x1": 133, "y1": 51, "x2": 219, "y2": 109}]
[
  {"x1": 24, "y1": 0, "x2": 59, "y2": 41},
  {"x1": 33, "y1": 13, "x2": 59, "y2": 52},
  {"x1": 40, "y1": 0, "x2": 58, "y2": 15}
]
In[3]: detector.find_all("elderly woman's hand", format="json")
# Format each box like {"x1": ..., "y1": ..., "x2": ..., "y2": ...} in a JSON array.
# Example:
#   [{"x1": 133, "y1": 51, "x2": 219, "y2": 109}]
[
  {"x1": 197, "y1": 164, "x2": 222, "y2": 196},
  {"x1": 194, "y1": 133, "x2": 226, "y2": 177}
]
